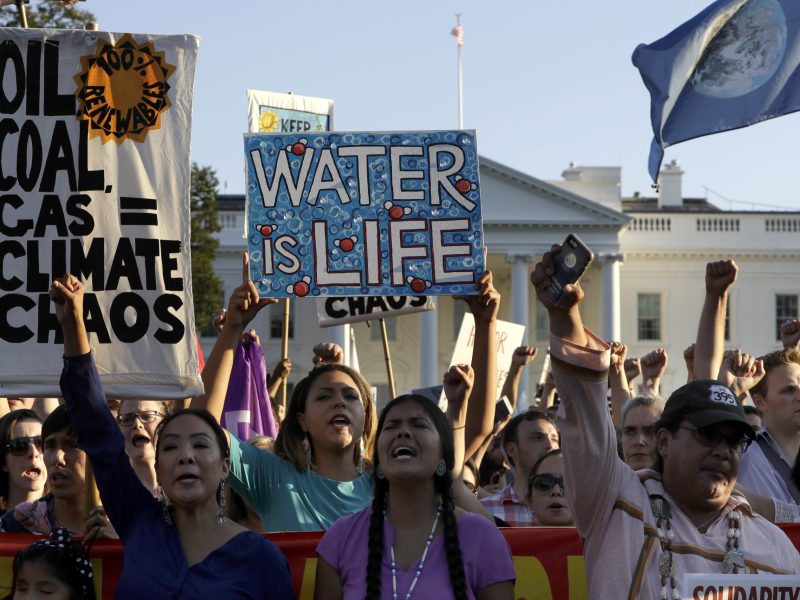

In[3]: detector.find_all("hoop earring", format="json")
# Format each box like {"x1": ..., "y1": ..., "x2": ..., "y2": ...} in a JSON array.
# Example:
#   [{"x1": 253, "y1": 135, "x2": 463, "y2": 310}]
[
  {"x1": 158, "y1": 486, "x2": 172, "y2": 525},
  {"x1": 217, "y1": 479, "x2": 227, "y2": 523},
  {"x1": 375, "y1": 464, "x2": 384, "y2": 480},
  {"x1": 356, "y1": 438, "x2": 365, "y2": 474},
  {"x1": 303, "y1": 434, "x2": 316, "y2": 473},
  {"x1": 435, "y1": 458, "x2": 447, "y2": 477}
]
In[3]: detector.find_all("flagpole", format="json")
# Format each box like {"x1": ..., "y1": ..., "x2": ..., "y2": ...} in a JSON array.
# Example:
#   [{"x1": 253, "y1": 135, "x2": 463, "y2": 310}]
[{"x1": 456, "y1": 13, "x2": 463, "y2": 128}]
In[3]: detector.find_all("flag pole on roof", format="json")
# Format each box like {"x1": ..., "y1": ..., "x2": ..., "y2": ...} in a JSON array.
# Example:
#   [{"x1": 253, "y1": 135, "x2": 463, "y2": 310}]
[{"x1": 451, "y1": 14, "x2": 464, "y2": 128}]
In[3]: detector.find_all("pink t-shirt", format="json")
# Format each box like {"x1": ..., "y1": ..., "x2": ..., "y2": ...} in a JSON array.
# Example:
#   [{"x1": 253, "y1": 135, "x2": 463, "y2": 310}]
[{"x1": 317, "y1": 506, "x2": 515, "y2": 600}]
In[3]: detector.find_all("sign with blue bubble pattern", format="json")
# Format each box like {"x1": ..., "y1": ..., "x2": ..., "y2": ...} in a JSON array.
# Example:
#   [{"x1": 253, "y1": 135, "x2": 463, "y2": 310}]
[{"x1": 244, "y1": 130, "x2": 484, "y2": 298}]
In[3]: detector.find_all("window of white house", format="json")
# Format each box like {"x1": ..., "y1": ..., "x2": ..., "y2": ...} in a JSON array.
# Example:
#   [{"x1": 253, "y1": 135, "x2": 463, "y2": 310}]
[
  {"x1": 637, "y1": 293, "x2": 661, "y2": 341},
  {"x1": 776, "y1": 294, "x2": 798, "y2": 340}
]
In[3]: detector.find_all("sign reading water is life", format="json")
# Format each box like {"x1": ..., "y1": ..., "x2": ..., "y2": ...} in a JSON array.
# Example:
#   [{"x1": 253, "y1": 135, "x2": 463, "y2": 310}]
[{"x1": 244, "y1": 130, "x2": 484, "y2": 298}]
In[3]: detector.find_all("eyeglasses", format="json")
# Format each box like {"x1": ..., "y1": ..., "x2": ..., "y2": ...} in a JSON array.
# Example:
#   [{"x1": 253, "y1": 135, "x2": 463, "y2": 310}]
[
  {"x1": 531, "y1": 474, "x2": 565, "y2": 493},
  {"x1": 5, "y1": 436, "x2": 43, "y2": 456},
  {"x1": 677, "y1": 425, "x2": 752, "y2": 454},
  {"x1": 117, "y1": 411, "x2": 165, "y2": 427}
]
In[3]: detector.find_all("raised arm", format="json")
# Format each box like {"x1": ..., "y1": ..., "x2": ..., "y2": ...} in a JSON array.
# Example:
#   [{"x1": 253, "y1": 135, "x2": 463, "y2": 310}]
[
  {"x1": 717, "y1": 350, "x2": 765, "y2": 400},
  {"x1": 638, "y1": 348, "x2": 668, "y2": 397},
  {"x1": 500, "y1": 346, "x2": 537, "y2": 409},
  {"x1": 458, "y1": 271, "x2": 500, "y2": 460},
  {"x1": 694, "y1": 260, "x2": 737, "y2": 379},
  {"x1": 781, "y1": 320, "x2": 800, "y2": 350},
  {"x1": 609, "y1": 342, "x2": 631, "y2": 425},
  {"x1": 190, "y1": 252, "x2": 275, "y2": 421}
]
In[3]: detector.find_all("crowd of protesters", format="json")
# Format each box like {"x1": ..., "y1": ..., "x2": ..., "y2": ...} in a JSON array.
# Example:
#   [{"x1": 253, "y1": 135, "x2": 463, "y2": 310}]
[{"x1": 0, "y1": 247, "x2": 799, "y2": 599}]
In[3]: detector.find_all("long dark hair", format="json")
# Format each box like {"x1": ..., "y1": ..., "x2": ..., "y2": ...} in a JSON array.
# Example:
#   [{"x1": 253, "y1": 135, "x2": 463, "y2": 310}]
[
  {"x1": 364, "y1": 395, "x2": 467, "y2": 600},
  {"x1": 0, "y1": 409, "x2": 42, "y2": 508},
  {"x1": 273, "y1": 363, "x2": 376, "y2": 472}
]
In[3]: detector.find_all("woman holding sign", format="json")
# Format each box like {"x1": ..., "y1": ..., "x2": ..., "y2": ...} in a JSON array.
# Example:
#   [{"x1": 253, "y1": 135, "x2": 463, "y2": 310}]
[{"x1": 49, "y1": 274, "x2": 293, "y2": 599}]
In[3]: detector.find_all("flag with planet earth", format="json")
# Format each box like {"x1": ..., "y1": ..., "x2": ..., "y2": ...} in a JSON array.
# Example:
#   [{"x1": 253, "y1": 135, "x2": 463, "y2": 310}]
[{"x1": 632, "y1": 0, "x2": 799, "y2": 182}]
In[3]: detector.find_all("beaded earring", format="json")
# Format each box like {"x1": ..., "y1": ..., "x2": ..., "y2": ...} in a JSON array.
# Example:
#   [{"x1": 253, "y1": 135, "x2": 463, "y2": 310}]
[
  {"x1": 303, "y1": 434, "x2": 316, "y2": 473},
  {"x1": 435, "y1": 458, "x2": 447, "y2": 477},
  {"x1": 158, "y1": 486, "x2": 172, "y2": 525},
  {"x1": 217, "y1": 479, "x2": 227, "y2": 523},
  {"x1": 376, "y1": 464, "x2": 384, "y2": 479}
]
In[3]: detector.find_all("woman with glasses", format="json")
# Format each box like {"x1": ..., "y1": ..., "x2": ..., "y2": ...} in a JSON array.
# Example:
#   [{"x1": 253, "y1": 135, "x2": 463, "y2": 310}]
[
  {"x1": 526, "y1": 449, "x2": 573, "y2": 526},
  {"x1": 115, "y1": 402, "x2": 169, "y2": 495},
  {"x1": 0, "y1": 410, "x2": 45, "y2": 516}
]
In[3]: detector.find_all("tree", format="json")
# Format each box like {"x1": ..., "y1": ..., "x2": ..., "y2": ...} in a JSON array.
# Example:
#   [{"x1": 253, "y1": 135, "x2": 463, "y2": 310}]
[
  {"x1": 0, "y1": 0, "x2": 96, "y2": 28},
  {"x1": 190, "y1": 164, "x2": 223, "y2": 335}
]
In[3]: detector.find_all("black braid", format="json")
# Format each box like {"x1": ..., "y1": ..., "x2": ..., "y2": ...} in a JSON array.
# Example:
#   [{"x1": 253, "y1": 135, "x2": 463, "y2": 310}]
[
  {"x1": 365, "y1": 477, "x2": 388, "y2": 600},
  {"x1": 436, "y1": 474, "x2": 468, "y2": 600}
]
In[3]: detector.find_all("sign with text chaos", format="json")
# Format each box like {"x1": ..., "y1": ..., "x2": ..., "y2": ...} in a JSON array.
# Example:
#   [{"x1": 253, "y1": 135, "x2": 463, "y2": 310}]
[
  {"x1": 244, "y1": 130, "x2": 484, "y2": 298},
  {"x1": 316, "y1": 295, "x2": 434, "y2": 327},
  {"x1": 0, "y1": 28, "x2": 202, "y2": 399},
  {"x1": 450, "y1": 313, "x2": 526, "y2": 402},
  {"x1": 247, "y1": 89, "x2": 333, "y2": 134}
]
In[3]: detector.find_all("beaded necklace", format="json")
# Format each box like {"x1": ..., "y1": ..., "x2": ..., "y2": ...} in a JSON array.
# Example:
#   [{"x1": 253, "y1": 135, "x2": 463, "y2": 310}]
[
  {"x1": 386, "y1": 501, "x2": 443, "y2": 600},
  {"x1": 650, "y1": 495, "x2": 743, "y2": 600}
]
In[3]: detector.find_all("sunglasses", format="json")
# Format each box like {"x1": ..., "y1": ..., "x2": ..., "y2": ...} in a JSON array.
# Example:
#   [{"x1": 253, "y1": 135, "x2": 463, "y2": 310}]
[
  {"x1": 5, "y1": 436, "x2": 43, "y2": 456},
  {"x1": 531, "y1": 474, "x2": 565, "y2": 493},
  {"x1": 117, "y1": 410, "x2": 165, "y2": 427},
  {"x1": 677, "y1": 425, "x2": 752, "y2": 454}
]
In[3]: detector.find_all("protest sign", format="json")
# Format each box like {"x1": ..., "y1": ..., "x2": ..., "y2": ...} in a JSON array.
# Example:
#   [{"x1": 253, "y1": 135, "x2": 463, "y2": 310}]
[
  {"x1": 449, "y1": 313, "x2": 526, "y2": 401},
  {"x1": 316, "y1": 295, "x2": 434, "y2": 327},
  {"x1": 0, "y1": 29, "x2": 201, "y2": 399},
  {"x1": 682, "y1": 574, "x2": 800, "y2": 600},
  {"x1": 244, "y1": 130, "x2": 484, "y2": 298},
  {"x1": 247, "y1": 89, "x2": 333, "y2": 134}
]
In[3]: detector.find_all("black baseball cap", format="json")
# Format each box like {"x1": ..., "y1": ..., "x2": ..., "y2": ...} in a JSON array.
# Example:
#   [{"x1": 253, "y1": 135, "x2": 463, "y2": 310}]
[{"x1": 658, "y1": 379, "x2": 755, "y2": 439}]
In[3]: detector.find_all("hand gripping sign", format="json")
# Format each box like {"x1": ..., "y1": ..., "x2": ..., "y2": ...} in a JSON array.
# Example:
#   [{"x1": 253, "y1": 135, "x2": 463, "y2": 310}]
[{"x1": 244, "y1": 130, "x2": 484, "y2": 298}]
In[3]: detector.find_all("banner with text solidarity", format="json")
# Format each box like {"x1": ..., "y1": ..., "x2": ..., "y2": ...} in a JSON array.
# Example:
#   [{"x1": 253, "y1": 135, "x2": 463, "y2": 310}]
[
  {"x1": 3, "y1": 526, "x2": 799, "y2": 599},
  {"x1": 244, "y1": 130, "x2": 484, "y2": 298},
  {"x1": 0, "y1": 29, "x2": 202, "y2": 399}
]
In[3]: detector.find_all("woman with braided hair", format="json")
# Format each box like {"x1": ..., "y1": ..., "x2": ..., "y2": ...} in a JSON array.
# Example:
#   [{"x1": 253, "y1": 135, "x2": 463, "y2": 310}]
[{"x1": 314, "y1": 394, "x2": 514, "y2": 600}]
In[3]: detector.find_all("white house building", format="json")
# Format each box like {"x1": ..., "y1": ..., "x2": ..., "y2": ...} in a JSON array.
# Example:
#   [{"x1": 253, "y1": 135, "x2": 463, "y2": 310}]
[{"x1": 206, "y1": 158, "x2": 800, "y2": 410}]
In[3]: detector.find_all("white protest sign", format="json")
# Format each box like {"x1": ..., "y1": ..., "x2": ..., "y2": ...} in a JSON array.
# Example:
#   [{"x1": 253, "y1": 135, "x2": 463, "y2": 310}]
[
  {"x1": 682, "y1": 574, "x2": 800, "y2": 600},
  {"x1": 316, "y1": 295, "x2": 434, "y2": 327},
  {"x1": 0, "y1": 29, "x2": 201, "y2": 399},
  {"x1": 247, "y1": 89, "x2": 334, "y2": 134},
  {"x1": 449, "y1": 313, "x2": 526, "y2": 401}
]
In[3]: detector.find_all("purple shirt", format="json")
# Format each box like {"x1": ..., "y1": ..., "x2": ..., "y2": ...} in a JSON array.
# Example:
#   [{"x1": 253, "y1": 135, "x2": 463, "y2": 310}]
[{"x1": 317, "y1": 506, "x2": 515, "y2": 600}]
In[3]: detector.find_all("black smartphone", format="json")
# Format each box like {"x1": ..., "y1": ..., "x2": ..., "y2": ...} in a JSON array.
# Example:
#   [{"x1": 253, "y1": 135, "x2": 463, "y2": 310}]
[
  {"x1": 494, "y1": 394, "x2": 513, "y2": 423},
  {"x1": 545, "y1": 233, "x2": 594, "y2": 306}
]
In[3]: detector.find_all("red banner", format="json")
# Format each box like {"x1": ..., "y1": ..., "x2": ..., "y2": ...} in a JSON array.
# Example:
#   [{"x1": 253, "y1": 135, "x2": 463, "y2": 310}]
[{"x1": 1, "y1": 525, "x2": 798, "y2": 599}]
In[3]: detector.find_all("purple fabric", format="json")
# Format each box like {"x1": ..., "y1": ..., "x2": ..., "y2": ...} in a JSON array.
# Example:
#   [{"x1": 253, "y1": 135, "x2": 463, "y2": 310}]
[
  {"x1": 317, "y1": 506, "x2": 515, "y2": 599},
  {"x1": 222, "y1": 342, "x2": 277, "y2": 440}
]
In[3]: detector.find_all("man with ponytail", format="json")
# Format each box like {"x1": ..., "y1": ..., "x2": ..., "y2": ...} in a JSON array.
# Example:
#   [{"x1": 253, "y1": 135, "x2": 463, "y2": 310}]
[{"x1": 314, "y1": 390, "x2": 514, "y2": 600}]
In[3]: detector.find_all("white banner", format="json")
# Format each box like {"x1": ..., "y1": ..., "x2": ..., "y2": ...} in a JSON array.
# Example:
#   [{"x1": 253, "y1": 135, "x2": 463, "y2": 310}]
[
  {"x1": 246, "y1": 89, "x2": 334, "y2": 134},
  {"x1": 449, "y1": 313, "x2": 526, "y2": 402},
  {"x1": 0, "y1": 29, "x2": 201, "y2": 399},
  {"x1": 316, "y1": 296, "x2": 434, "y2": 328},
  {"x1": 682, "y1": 573, "x2": 800, "y2": 600}
]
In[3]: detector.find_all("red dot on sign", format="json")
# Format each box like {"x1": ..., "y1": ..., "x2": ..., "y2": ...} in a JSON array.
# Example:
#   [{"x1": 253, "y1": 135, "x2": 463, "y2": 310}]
[
  {"x1": 293, "y1": 281, "x2": 310, "y2": 297},
  {"x1": 410, "y1": 278, "x2": 426, "y2": 293},
  {"x1": 455, "y1": 179, "x2": 471, "y2": 194},
  {"x1": 389, "y1": 205, "x2": 404, "y2": 219},
  {"x1": 291, "y1": 143, "x2": 306, "y2": 155},
  {"x1": 257, "y1": 224, "x2": 272, "y2": 236},
  {"x1": 339, "y1": 238, "x2": 354, "y2": 252}
]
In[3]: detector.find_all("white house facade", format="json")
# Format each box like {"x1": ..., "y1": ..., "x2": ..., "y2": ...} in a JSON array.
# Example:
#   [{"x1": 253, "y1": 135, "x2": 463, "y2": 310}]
[{"x1": 206, "y1": 158, "x2": 800, "y2": 410}]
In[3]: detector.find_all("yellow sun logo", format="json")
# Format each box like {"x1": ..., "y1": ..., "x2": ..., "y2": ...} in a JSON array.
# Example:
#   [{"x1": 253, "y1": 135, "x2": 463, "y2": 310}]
[
  {"x1": 259, "y1": 110, "x2": 279, "y2": 132},
  {"x1": 74, "y1": 34, "x2": 176, "y2": 144}
]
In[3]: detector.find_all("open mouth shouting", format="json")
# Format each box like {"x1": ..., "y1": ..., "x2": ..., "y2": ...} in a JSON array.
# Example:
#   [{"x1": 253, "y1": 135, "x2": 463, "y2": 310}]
[
  {"x1": 21, "y1": 466, "x2": 43, "y2": 482},
  {"x1": 390, "y1": 446, "x2": 417, "y2": 461},
  {"x1": 132, "y1": 433, "x2": 152, "y2": 448},
  {"x1": 330, "y1": 414, "x2": 351, "y2": 432}
]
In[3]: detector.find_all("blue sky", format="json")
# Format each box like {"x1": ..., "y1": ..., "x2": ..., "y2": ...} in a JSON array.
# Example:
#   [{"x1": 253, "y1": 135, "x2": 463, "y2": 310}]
[{"x1": 91, "y1": 1, "x2": 800, "y2": 211}]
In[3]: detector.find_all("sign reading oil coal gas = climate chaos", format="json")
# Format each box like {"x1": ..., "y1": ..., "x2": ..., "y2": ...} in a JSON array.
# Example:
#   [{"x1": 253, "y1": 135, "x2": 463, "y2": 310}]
[
  {"x1": 0, "y1": 28, "x2": 201, "y2": 399},
  {"x1": 244, "y1": 131, "x2": 484, "y2": 298}
]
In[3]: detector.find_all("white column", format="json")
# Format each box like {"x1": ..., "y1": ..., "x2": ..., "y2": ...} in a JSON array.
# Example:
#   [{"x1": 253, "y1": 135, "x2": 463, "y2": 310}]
[
  {"x1": 327, "y1": 324, "x2": 351, "y2": 366},
  {"x1": 419, "y1": 304, "x2": 439, "y2": 387},
  {"x1": 507, "y1": 254, "x2": 532, "y2": 409},
  {"x1": 599, "y1": 253, "x2": 623, "y2": 342}
]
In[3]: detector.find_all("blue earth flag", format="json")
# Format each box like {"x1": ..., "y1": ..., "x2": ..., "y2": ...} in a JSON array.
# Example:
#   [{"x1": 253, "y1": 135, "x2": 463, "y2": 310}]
[{"x1": 632, "y1": 0, "x2": 800, "y2": 182}]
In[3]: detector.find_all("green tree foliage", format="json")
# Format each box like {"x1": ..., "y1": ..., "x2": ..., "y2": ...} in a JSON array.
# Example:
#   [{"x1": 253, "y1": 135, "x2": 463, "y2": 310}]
[
  {"x1": 191, "y1": 164, "x2": 223, "y2": 335},
  {"x1": 0, "y1": 0, "x2": 96, "y2": 28}
]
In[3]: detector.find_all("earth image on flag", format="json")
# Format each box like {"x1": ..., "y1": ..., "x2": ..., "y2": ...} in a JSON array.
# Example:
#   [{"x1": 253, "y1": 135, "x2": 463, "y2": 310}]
[{"x1": 691, "y1": 0, "x2": 787, "y2": 99}]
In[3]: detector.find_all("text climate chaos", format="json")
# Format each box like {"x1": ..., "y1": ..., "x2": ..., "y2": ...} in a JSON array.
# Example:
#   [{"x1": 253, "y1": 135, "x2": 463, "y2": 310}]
[
  {"x1": 0, "y1": 28, "x2": 201, "y2": 398},
  {"x1": 245, "y1": 131, "x2": 484, "y2": 298}
]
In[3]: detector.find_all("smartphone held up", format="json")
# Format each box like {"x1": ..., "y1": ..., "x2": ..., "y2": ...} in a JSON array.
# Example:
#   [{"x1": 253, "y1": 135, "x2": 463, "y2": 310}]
[{"x1": 545, "y1": 234, "x2": 594, "y2": 307}]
